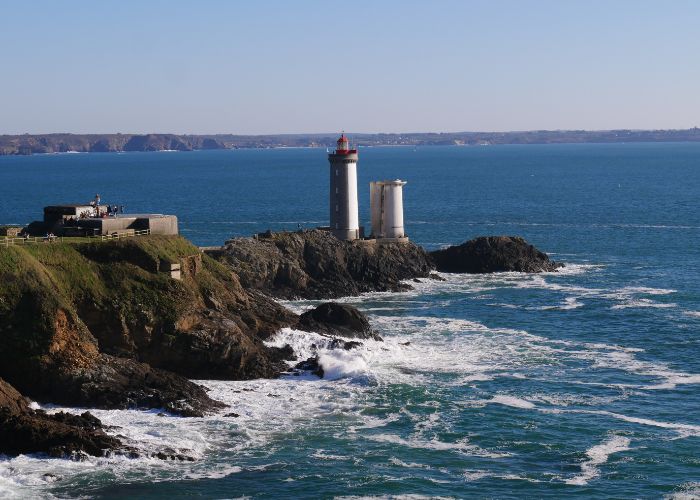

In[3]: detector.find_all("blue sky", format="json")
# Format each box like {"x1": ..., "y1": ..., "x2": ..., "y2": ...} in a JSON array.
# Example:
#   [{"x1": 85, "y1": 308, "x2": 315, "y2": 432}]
[{"x1": 1, "y1": 0, "x2": 698, "y2": 134}]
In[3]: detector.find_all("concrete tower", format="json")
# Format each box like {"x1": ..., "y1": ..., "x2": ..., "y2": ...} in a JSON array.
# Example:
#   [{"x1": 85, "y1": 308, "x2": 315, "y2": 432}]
[
  {"x1": 328, "y1": 134, "x2": 360, "y2": 240},
  {"x1": 370, "y1": 179, "x2": 407, "y2": 240}
]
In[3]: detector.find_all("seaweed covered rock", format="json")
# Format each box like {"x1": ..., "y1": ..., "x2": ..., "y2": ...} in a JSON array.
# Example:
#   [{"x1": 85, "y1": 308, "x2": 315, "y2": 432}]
[
  {"x1": 215, "y1": 229, "x2": 433, "y2": 299},
  {"x1": 429, "y1": 236, "x2": 561, "y2": 274},
  {"x1": 297, "y1": 302, "x2": 381, "y2": 341}
]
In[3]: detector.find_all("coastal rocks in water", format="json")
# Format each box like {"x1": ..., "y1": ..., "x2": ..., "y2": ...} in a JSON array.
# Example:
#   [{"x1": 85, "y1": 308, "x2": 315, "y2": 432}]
[
  {"x1": 294, "y1": 356, "x2": 324, "y2": 378},
  {"x1": 69, "y1": 354, "x2": 224, "y2": 417},
  {"x1": 214, "y1": 229, "x2": 432, "y2": 299},
  {"x1": 429, "y1": 236, "x2": 561, "y2": 273},
  {"x1": 297, "y1": 303, "x2": 382, "y2": 341},
  {"x1": 0, "y1": 377, "x2": 123, "y2": 457}
]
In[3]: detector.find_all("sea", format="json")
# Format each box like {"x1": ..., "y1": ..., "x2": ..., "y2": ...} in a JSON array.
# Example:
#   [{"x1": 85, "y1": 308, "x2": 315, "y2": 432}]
[{"x1": 0, "y1": 143, "x2": 698, "y2": 499}]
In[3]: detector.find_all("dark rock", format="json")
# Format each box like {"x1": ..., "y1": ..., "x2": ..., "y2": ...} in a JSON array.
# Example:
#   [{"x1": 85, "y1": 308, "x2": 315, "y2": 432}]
[
  {"x1": 216, "y1": 229, "x2": 432, "y2": 299},
  {"x1": 429, "y1": 236, "x2": 562, "y2": 273},
  {"x1": 294, "y1": 356, "x2": 324, "y2": 378},
  {"x1": 267, "y1": 344, "x2": 298, "y2": 362},
  {"x1": 69, "y1": 354, "x2": 225, "y2": 417},
  {"x1": 329, "y1": 338, "x2": 363, "y2": 350},
  {"x1": 151, "y1": 449, "x2": 195, "y2": 461},
  {"x1": 224, "y1": 412, "x2": 240, "y2": 418},
  {"x1": 0, "y1": 377, "x2": 125, "y2": 458},
  {"x1": 429, "y1": 273, "x2": 446, "y2": 281},
  {"x1": 297, "y1": 303, "x2": 382, "y2": 341}
]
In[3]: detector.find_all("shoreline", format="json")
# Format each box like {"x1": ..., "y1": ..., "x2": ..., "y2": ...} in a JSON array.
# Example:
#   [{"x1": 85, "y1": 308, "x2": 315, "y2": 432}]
[{"x1": 0, "y1": 140, "x2": 697, "y2": 159}]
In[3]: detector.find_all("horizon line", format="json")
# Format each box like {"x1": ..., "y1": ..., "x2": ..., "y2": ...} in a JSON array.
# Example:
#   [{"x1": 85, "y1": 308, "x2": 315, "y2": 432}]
[{"x1": 2, "y1": 126, "x2": 700, "y2": 137}]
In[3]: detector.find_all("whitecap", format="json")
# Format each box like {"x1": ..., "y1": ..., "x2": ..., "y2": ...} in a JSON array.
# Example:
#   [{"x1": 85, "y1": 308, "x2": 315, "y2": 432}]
[
  {"x1": 565, "y1": 435, "x2": 631, "y2": 485},
  {"x1": 317, "y1": 350, "x2": 371, "y2": 381},
  {"x1": 389, "y1": 457, "x2": 431, "y2": 469},
  {"x1": 365, "y1": 434, "x2": 509, "y2": 458},
  {"x1": 488, "y1": 395, "x2": 536, "y2": 409},
  {"x1": 666, "y1": 482, "x2": 700, "y2": 499}
]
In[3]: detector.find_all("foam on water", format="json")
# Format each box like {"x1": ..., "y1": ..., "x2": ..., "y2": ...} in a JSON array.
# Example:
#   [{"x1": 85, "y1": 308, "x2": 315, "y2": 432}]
[
  {"x1": 565, "y1": 436, "x2": 632, "y2": 485},
  {"x1": 667, "y1": 483, "x2": 700, "y2": 500},
  {"x1": 365, "y1": 434, "x2": 509, "y2": 458},
  {"x1": 488, "y1": 395, "x2": 537, "y2": 409}
]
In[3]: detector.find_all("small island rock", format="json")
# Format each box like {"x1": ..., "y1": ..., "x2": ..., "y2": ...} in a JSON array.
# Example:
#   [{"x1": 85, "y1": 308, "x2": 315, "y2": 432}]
[{"x1": 430, "y1": 236, "x2": 561, "y2": 273}]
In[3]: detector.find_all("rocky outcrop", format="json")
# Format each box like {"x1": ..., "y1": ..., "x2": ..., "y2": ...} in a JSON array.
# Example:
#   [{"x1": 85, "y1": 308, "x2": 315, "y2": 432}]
[
  {"x1": 430, "y1": 236, "x2": 561, "y2": 273},
  {"x1": 0, "y1": 377, "x2": 124, "y2": 457},
  {"x1": 297, "y1": 303, "x2": 381, "y2": 341},
  {"x1": 0, "y1": 236, "x2": 297, "y2": 419},
  {"x1": 215, "y1": 229, "x2": 433, "y2": 299}
]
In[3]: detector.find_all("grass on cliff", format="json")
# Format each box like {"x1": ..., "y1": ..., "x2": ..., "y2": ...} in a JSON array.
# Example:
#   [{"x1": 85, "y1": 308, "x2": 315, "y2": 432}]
[{"x1": 0, "y1": 236, "x2": 206, "y2": 357}]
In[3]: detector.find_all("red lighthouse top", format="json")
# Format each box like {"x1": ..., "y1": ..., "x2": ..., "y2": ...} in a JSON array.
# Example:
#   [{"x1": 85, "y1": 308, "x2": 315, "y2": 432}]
[{"x1": 334, "y1": 133, "x2": 356, "y2": 155}]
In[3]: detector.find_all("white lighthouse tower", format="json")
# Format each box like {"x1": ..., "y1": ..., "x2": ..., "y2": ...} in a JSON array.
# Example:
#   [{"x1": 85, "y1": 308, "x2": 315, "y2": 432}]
[{"x1": 328, "y1": 133, "x2": 360, "y2": 240}]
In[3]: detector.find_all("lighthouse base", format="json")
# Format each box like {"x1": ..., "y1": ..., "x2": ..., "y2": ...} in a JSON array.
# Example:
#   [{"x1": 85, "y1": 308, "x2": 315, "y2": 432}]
[{"x1": 331, "y1": 227, "x2": 362, "y2": 241}]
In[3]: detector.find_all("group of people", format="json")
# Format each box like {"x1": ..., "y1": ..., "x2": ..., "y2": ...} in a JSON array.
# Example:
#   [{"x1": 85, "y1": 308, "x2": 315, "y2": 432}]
[
  {"x1": 105, "y1": 204, "x2": 124, "y2": 217},
  {"x1": 88, "y1": 194, "x2": 124, "y2": 218}
]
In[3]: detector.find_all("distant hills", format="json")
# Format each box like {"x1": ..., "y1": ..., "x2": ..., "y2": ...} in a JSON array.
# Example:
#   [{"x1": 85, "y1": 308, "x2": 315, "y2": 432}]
[{"x1": 1, "y1": 129, "x2": 699, "y2": 155}]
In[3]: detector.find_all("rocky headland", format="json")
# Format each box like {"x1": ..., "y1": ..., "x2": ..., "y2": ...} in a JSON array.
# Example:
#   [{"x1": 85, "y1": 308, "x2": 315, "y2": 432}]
[
  {"x1": 210, "y1": 229, "x2": 559, "y2": 299},
  {"x1": 211, "y1": 229, "x2": 434, "y2": 299},
  {"x1": 0, "y1": 230, "x2": 558, "y2": 457}
]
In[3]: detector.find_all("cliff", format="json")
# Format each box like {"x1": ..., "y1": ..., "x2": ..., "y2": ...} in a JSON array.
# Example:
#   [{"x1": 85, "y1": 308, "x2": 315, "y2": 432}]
[
  {"x1": 0, "y1": 235, "x2": 297, "y2": 417},
  {"x1": 213, "y1": 229, "x2": 434, "y2": 299}
]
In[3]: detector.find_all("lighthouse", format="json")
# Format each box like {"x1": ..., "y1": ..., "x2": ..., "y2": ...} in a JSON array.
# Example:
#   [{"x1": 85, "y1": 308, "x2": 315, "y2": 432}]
[{"x1": 328, "y1": 133, "x2": 360, "y2": 240}]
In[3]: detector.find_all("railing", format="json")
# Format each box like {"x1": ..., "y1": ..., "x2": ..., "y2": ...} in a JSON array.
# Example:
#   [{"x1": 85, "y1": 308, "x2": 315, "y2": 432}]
[
  {"x1": 97, "y1": 229, "x2": 151, "y2": 241},
  {"x1": 1, "y1": 229, "x2": 151, "y2": 247}
]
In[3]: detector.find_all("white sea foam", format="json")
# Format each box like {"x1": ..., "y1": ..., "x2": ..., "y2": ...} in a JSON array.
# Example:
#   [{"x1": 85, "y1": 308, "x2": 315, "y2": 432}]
[
  {"x1": 602, "y1": 412, "x2": 700, "y2": 438},
  {"x1": 537, "y1": 296, "x2": 584, "y2": 310},
  {"x1": 666, "y1": 482, "x2": 700, "y2": 499},
  {"x1": 611, "y1": 299, "x2": 677, "y2": 310},
  {"x1": 582, "y1": 349, "x2": 700, "y2": 390},
  {"x1": 366, "y1": 434, "x2": 509, "y2": 458},
  {"x1": 311, "y1": 450, "x2": 352, "y2": 461},
  {"x1": 565, "y1": 435, "x2": 632, "y2": 485},
  {"x1": 389, "y1": 457, "x2": 432, "y2": 469},
  {"x1": 488, "y1": 395, "x2": 536, "y2": 409},
  {"x1": 541, "y1": 408, "x2": 700, "y2": 439},
  {"x1": 318, "y1": 350, "x2": 371, "y2": 381}
]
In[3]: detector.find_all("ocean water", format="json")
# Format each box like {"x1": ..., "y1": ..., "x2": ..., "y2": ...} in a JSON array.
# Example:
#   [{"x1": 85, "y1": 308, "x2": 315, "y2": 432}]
[{"x1": 0, "y1": 143, "x2": 699, "y2": 498}]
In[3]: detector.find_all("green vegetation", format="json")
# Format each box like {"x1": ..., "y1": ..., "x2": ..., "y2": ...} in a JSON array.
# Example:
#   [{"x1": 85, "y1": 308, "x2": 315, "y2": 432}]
[{"x1": 0, "y1": 236, "x2": 205, "y2": 364}]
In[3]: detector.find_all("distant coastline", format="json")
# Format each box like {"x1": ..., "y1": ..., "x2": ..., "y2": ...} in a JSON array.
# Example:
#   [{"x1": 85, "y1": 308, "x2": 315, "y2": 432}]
[{"x1": 1, "y1": 128, "x2": 699, "y2": 155}]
